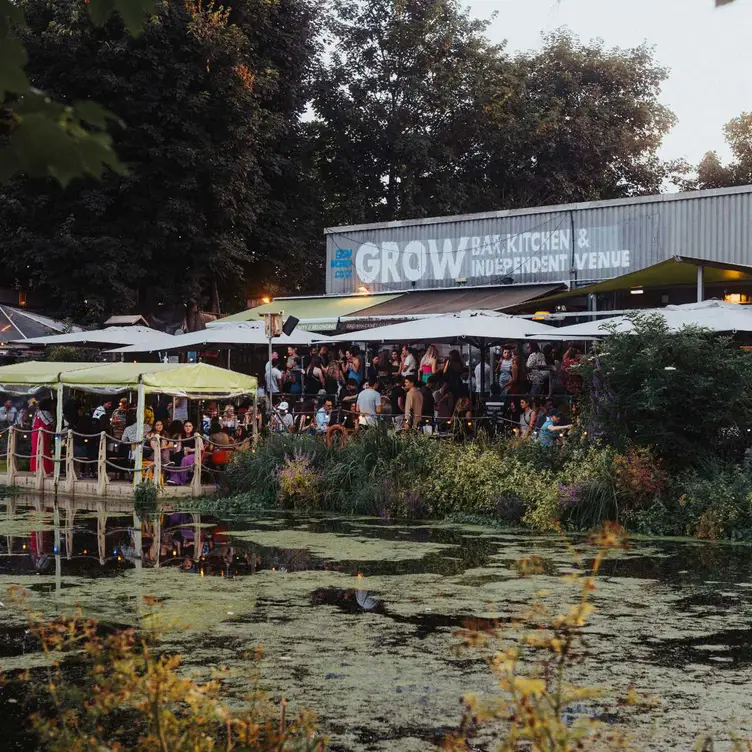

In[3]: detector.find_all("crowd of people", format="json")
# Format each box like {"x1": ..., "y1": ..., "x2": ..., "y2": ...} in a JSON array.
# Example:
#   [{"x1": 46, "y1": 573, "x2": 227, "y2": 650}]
[
  {"x1": 0, "y1": 392, "x2": 257, "y2": 484},
  {"x1": 0, "y1": 340, "x2": 582, "y2": 481},
  {"x1": 261, "y1": 341, "x2": 581, "y2": 442}
]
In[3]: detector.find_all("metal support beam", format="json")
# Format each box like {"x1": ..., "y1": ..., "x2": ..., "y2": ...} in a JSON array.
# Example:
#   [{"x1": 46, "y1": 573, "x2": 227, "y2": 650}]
[{"x1": 697, "y1": 265, "x2": 704, "y2": 303}]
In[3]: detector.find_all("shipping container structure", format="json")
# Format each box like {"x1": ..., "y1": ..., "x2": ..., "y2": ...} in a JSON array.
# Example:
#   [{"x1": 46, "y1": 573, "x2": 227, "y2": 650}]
[{"x1": 325, "y1": 186, "x2": 752, "y2": 309}]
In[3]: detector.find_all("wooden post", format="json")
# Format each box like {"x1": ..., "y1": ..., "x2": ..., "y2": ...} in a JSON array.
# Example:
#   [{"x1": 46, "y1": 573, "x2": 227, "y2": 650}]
[
  {"x1": 191, "y1": 435, "x2": 203, "y2": 497},
  {"x1": 35, "y1": 427, "x2": 45, "y2": 491},
  {"x1": 97, "y1": 501, "x2": 107, "y2": 565},
  {"x1": 134, "y1": 380, "x2": 145, "y2": 486},
  {"x1": 54, "y1": 380, "x2": 64, "y2": 488},
  {"x1": 6, "y1": 425, "x2": 16, "y2": 487},
  {"x1": 64, "y1": 429, "x2": 76, "y2": 494},
  {"x1": 193, "y1": 512, "x2": 202, "y2": 562},
  {"x1": 96, "y1": 431, "x2": 108, "y2": 496},
  {"x1": 64, "y1": 498, "x2": 75, "y2": 559},
  {"x1": 252, "y1": 391, "x2": 259, "y2": 449}
]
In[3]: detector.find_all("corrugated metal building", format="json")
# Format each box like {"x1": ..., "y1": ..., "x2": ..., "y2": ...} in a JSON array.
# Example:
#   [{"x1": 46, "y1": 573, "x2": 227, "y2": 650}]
[{"x1": 324, "y1": 185, "x2": 752, "y2": 308}]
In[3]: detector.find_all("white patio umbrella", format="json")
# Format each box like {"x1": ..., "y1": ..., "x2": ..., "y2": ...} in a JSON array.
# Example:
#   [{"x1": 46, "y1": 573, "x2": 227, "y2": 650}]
[
  {"x1": 324, "y1": 309, "x2": 557, "y2": 345},
  {"x1": 13, "y1": 325, "x2": 171, "y2": 348},
  {"x1": 109, "y1": 321, "x2": 317, "y2": 354},
  {"x1": 324, "y1": 309, "x2": 558, "y2": 393},
  {"x1": 528, "y1": 300, "x2": 752, "y2": 340}
]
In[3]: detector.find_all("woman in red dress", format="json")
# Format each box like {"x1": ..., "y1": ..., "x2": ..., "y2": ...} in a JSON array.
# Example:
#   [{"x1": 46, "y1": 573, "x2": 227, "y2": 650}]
[{"x1": 30, "y1": 398, "x2": 55, "y2": 475}]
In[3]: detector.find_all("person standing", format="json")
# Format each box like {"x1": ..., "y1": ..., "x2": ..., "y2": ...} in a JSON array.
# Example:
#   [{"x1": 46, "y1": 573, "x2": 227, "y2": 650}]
[
  {"x1": 0, "y1": 399, "x2": 17, "y2": 429},
  {"x1": 474, "y1": 356, "x2": 492, "y2": 394},
  {"x1": 403, "y1": 376, "x2": 423, "y2": 429},
  {"x1": 419, "y1": 345, "x2": 439, "y2": 384},
  {"x1": 355, "y1": 378, "x2": 382, "y2": 427},
  {"x1": 518, "y1": 397, "x2": 537, "y2": 439},
  {"x1": 432, "y1": 379, "x2": 455, "y2": 422},
  {"x1": 400, "y1": 345, "x2": 417, "y2": 379},
  {"x1": 30, "y1": 398, "x2": 54, "y2": 475},
  {"x1": 526, "y1": 342, "x2": 549, "y2": 396},
  {"x1": 265, "y1": 352, "x2": 283, "y2": 397},
  {"x1": 110, "y1": 398, "x2": 129, "y2": 442},
  {"x1": 497, "y1": 346, "x2": 517, "y2": 393}
]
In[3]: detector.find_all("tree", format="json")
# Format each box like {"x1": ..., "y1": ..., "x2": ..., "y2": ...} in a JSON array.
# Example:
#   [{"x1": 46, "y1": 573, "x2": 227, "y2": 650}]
[
  {"x1": 0, "y1": 0, "x2": 319, "y2": 320},
  {"x1": 578, "y1": 315, "x2": 752, "y2": 466},
  {"x1": 311, "y1": 3, "x2": 676, "y2": 230},
  {"x1": 310, "y1": 0, "x2": 507, "y2": 224},
  {"x1": 695, "y1": 113, "x2": 752, "y2": 189},
  {"x1": 459, "y1": 32, "x2": 677, "y2": 211}
]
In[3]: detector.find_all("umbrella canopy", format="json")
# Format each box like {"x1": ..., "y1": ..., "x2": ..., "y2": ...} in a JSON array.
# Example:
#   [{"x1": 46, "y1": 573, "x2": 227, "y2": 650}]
[
  {"x1": 0, "y1": 361, "x2": 257, "y2": 398},
  {"x1": 59, "y1": 362, "x2": 257, "y2": 397},
  {"x1": 13, "y1": 325, "x2": 170, "y2": 348},
  {"x1": 528, "y1": 300, "x2": 752, "y2": 340},
  {"x1": 0, "y1": 361, "x2": 102, "y2": 394},
  {"x1": 323, "y1": 309, "x2": 557, "y2": 346},
  {"x1": 108, "y1": 321, "x2": 317, "y2": 354},
  {"x1": 0, "y1": 305, "x2": 82, "y2": 341}
]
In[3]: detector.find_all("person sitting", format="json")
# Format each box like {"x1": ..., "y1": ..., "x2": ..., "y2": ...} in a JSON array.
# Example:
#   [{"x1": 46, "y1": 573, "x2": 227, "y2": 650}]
[
  {"x1": 316, "y1": 398, "x2": 334, "y2": 434},
  {"x1": 232, "y1": 424, "x2": 250, "y2": 451},
  {"x1": 432, "y1": 377, "x2": 455, "y2": 432},
  {"x1": 170, "y1": 421, "x2": 198, "y2": 486},
  {"x1": 209, "y1": 418, "x2": 231, "y2": 448},
  {"x1": 452, "y1": 397, "x2": 474, "y2": 440},
  {"x1": 337, "y1": 379, "x2": 359, "y2": 430},
  {"x1": 221, "y1": 405, "x2": 239, "y2": 431},
  {"x1": 271, "y1": 401, "x2": 295, "y2": 433}
]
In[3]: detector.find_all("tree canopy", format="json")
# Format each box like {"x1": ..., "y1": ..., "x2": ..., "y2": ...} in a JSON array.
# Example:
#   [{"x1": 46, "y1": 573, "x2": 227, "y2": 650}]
[
  {"x1": 1, "y1": 0, "x2": 319, "y2": 321},
  {"x1": 2, "y1": 0, "x2": 683, "y2": 320}
]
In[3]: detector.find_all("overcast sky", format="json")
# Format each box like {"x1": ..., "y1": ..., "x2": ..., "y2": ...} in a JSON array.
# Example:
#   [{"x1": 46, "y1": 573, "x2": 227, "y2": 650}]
[{"x1": 467, "y1": 0, "x2": 752, "y2": 166}]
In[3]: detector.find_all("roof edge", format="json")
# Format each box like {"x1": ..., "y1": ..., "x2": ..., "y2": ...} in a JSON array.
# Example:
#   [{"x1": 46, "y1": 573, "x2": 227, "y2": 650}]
[{"x1": 325, "y1": 185, "x2": 752, "y2": 236}]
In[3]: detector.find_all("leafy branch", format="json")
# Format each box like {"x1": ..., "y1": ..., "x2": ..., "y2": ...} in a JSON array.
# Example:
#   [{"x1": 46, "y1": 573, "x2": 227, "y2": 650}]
[{"x1": 0, "y1": 0, "x2": 156, "y2": 185}]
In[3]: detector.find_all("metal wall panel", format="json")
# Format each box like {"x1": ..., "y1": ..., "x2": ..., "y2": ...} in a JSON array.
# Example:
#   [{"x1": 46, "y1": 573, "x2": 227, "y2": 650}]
[{"x1": 324, "y1": 186, "x2": 752, "y2": 295}]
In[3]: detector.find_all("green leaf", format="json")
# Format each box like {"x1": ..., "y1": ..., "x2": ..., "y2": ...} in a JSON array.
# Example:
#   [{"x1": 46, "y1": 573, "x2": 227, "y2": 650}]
[
  {"x1": 75, "y1": 99, "x2": 123, "y2": 129},
  {"x1": 114, "y1": 0, "x2": 157, "y2": 35},
  {"x1": 0, "y1": 0, "x2": 26, "y2": 38},
  {"x1": 86, "y1": 0, "x2": 116, "y2": 28},
  {"x1": 87, "y1": 0, "x2": 157, "y2": 35},
  {"x1": 0, "y1": 36, "x2": 30, "y2": 93}
]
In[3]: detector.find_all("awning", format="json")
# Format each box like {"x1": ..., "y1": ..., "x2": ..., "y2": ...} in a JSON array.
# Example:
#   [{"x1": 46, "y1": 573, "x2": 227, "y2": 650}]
[
  {"x1": 349, "y1": 285, "x2": 564, "y2": 317},
  {"x1": 0, "y1": 305, "x2": 79, "y2": 341},
  {"x1": 0, "y1": 361, "x2": 257, "y2": 398},
  {"x1": 109, "y1": 321, "x2": 317, "y2": 354},
  {"x1": 0, "y1": 361, "x2": 102, "y2": 394},
  {"x1": 325, "y1": 309, "x2": 557, "y2": 346},
  {"x1": 13, "y1": 325, "x2": 171, "y2": 348},
  {"x1": 212, "y1": 293, "x2": 404, "y2": 330},
  {"x1": 534, "y1": 256, "x2": 752, "y2": 306},
  {"x1": 59, "y1": 362, "x2": 257, "y2": 397}
]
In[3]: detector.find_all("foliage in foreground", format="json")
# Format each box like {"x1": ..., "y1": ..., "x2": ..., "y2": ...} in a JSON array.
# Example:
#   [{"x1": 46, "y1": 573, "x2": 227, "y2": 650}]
[
  {"x1": 444, "y1": 524, "x2": 636, "y2": 751},
  {"x1": 8, "y1": 587, "x2": 324, "y2": 752}
]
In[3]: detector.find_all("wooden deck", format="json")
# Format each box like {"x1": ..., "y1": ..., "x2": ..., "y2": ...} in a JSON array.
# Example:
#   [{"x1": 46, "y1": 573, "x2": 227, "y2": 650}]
[{"x1": 2, "y1": 471, "x2": 216, "y2": 500}]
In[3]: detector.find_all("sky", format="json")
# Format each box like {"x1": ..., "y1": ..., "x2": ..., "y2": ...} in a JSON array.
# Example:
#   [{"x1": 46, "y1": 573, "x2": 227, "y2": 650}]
[{"x1": 467, "y1": 0, "x2": 752, "y2": 166}]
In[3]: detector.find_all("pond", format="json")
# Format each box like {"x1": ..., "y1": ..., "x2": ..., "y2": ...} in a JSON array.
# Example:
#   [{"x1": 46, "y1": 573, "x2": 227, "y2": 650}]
[{"x1": 1, "y1": 494, "x2": 752, "y2": 750}]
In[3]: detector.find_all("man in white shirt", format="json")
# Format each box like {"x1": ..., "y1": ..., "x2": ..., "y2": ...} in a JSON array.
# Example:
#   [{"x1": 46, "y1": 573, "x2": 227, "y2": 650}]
[
  {"x1": 474, "y1": 358, "x2": 492, "y2": 394},
  {"x1": 400, "y1": 345, "x2": 417, "y2": 378},
  {"x1": 265, "y1": 352, "x2": 283, "y2": 395},
  {"x1": 355, "y1": 378, "x2": 382, "y2": 426}
]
